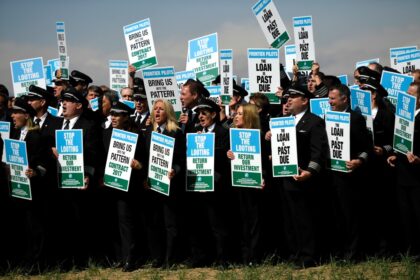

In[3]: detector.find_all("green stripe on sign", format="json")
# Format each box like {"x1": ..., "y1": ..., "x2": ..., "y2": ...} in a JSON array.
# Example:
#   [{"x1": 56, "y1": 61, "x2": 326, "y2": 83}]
[
  {"x1": 60, "y1": 172, "x2": 84, "y2": 188},
  {"x1": 11, "y1": 182, "x2": 31, "y2": 200},
  {"x1": 133, "y1": 57, "x2": 158, "y2": 70},
  {"x1": 196, "y1": 68, "x2": 219, "y2": 85},
  {"x1": 273, "y1": 165, "x2": 298, "y2": 176},
  {"x1": 394, "y1": 135, "x2": 411, "y2": 154},
  {"x1": 271, "y1": 32, "x2": 290, "y2": 49},
  {"x1": 221, "y1": 95, "x2": 231, "y2": 106},
  {"x1": 149, "y1": 177, "x2": 170, "y2": 196},
  {"x1": 104, "y1": 174, "x2": 129, "y2": 191},
  {"x1": 263, "y1": 93, "x2": 280, "y2": 104},
  {"x1": 232, "y1": 171, "x2": 262, "y2": 188},
  {"x1": 330, "y1": 159, "x2": 348, "y2": 173},
  {"x1": 297, "y1": 60, "x2": 313, "y2": 71},
  {"x1": 186, "y1": 175, "x2": 213, "y2": 191}
]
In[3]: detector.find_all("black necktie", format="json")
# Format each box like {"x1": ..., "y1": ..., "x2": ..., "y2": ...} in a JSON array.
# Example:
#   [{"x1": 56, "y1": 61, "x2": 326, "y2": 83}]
[
  {"x1": 34, "y1": 118, "x2": 41, "y2": 127},
  {"x1": 157, "y1": 126, "x2": 161, "y2": 133},
  {"x1": 135, "y1": 114, "x2": 141, "y2": 126},
  {"x1": 204, "y1": 127, "x2": 208, "y2": 133},
  {"x1": 63, "y1": 120, "x2": 70, "y2": 130}
]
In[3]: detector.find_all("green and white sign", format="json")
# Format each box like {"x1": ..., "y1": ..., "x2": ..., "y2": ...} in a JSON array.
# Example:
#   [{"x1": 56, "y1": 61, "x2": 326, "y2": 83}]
[
  {"x1": 293, "y1": 16, "x2": 315, "y2": 71},
  {"x1": 123, "y1": 18, "x2": 158, "y2": 70},
  {"x1": 4, "y1": 139, "x2": 31, "y2": 200},
  {"x1": 143, "y1": 66, "x2": 182, "y2": 118},
  {"x1": 326, "y1": 111, "x2": 350, "y2": 173},
  {"x1": 230, "y1": 128, "x2": 262, "y2": 188},
  {"x1": 393, "y1": 92, "x2": 416, "y2": 154},
  {"x1": 186, "y1": 33, "x2": 219, "y2": 86},
  {"x1": 104, "y1": 129, "x2": 138, "y2": 192},
  {"x1": 220, "y1": 49, "x2": 233, "y2": 105},
  {"x1": 186, "y1": 133, "x2": 215, "y2": 192},
  {"x1": 109, "y1": 60, "x2": 129, "y2": 94},
  {"x1": 396, "y1": 50, "x2": 420, "y2": 75},
  {"x1": 56, "y1": 22, "x2": 69, "y2": 79},
  {"x1": 270, "y1": 117, "x2": 298, "y2": 177},
  {"x1": 380, "y1": 70, "x2": 414, "y2": 106},
  {"x1": 390, "y1": 46, "x2": 417, "y2": 69},
  {"x1": 56, "y1": 129, "x2": 85, "y2": 188},
  {"x1": 206, "y1": 85, "x2": 221, "y2": 105},
  {"x1": 10, "y1": 57, "x2": 46, "y2": 97},
  {"x1": 248, "y1": 48, "x2": 280, "y2": 104},
  {"x1": 148, "y1": 131, "x2": 175, "y2": 196},
  {"x1": 252, "y1": 0, "x2": 290, "y2": 48},
  {"x1": 350, "y1": 88, "x2": 373, "y2": 138},
  {"x1": 0, "y1": 121, "x2": 10, "y2": 163}
]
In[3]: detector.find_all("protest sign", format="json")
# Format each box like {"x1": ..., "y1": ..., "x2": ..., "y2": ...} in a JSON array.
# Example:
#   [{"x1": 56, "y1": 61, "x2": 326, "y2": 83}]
[
  {"x1": 310, "y1": 98, "x2": 330, "y2": 118},
  {"x1": 325, "y1": 111, "x2": 350, "y2": 173},
  {"x1": 284, "y1": 44, "x2": 296, "y2": 78},
  {"x1": 109, "y1": 60, "x2": 129, "y2": 94},
  {"x1": 252, "y1": 0, "x2": 290, "y2": 48},
  {"x1": 186, "y1": 33, "x2": 219, "y2": 85},
  {"x1": 123, "y1": 18, "x2": 158, "y2": 70},
  {"x1": 396, "y1": 50, "x2": 420, "y2": 75},
  {"x1": 390, "y1": 46, "x2": 417, "y2": 69},
  {"x1": 48, "y1": 59, "x2": 60, "y2": 79},
  {"x1": 270, "y1": 117, "x2": 298, "y2": 177},
  {"x1": 355, "y1": 58, "x2": 379, "y2": 69},
  {"x1": 148, "y1": 131, "x2": 175, "y2": 196},
  {"x1": 56, "y1": 129, "x2": 85, "y2": 188},
  {"x1": 350, "y1": 88, "x2": 374, "y2": 137},
  {"x1": 293, "y1": 16, "x2": 315, "y2": 71},
  {"x1": 220, "y1": 49, "x2": 233, "y2": 105},
  {"x1": 0, "y1": 121, "x2": 10, "y2": 163},
  {"x1": 104, "y1": 129, "x2": 138, "y2": 191},
  {"x1": 230, "y1": 128, "x2": 262, "y2": 188},
  {"x1": 248, "y1": 48, "x2": 280, "y2": 104},
  {"x1": 122, "y1": 100, "x2": 135, "y2": 109},
  {"x1": 89, "y1": 97, "x2": 99, "y2": 111},
  {"x1": 176, "y1": 70, "x2": 196, "y2": 90},
  {"x1": 186, "y1": 133, "x2": 215, "y2": 192},
  {"x1": 44, "y1": 65, "x2": 53, "y2": 86},
  {"x1": 206, "y1": 85, "x2": 221, "y2": 104},
  {"x1": 337, "y1": 75, "x2": 348, "y2": 85},
  {"x1": 142, "y1": 66, "x2": 182, "y2": 118},
  {"x1": 380, "y1": 71, "x2": 414, "y2": 106},
  {"x1": 56, "y1": 22, "x2": 69, "y2": 79},
  {"x1": 10, "y1": 57, "x2": 46, "y2": 97},
  {"x1": 47, "y1": 106, "x2": 58, "y2": 117},
  {"x1": 393, "y1": 92, "x2": 416, "y2": 154},
  {"x1": 4, "y1": 139, "x2": 31, "y2": 200}
]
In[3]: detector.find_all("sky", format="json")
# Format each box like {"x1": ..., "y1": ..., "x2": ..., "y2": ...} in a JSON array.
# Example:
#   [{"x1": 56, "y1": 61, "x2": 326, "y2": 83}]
[{"x1": 1, "y1": 0, "x2": 420, "y2": 95}]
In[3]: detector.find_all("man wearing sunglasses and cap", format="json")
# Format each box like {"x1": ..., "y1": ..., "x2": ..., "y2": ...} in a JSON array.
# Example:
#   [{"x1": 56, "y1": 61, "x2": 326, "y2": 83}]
[
  {"x1": 69, "y1": 70, "x2": 93, "y2": 97},
  {"x1": 131, "y1": 81, "x2": 150, "y2": 134}
]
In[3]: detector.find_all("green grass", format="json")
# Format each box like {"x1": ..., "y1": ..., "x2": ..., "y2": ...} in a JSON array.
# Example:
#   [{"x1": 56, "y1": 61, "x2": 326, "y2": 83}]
[{"x1": 0, "y1": 257, "x2": 419, "y2": 280}]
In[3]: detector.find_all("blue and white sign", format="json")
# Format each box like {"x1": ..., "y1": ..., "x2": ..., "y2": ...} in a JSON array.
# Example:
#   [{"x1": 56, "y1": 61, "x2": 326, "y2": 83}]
[
  {"x1": 393, "y1": 92, "x2": 416, "y2": 154},
  {"x1": 0, "y1": 121, "x2": 10, "y2": 163},
  {"x1": 293, "y1": 16, "x2": 315, "y2": 71},
  {"x1": 56, "y1": 129, "x2": 85, "y2": 188},
  {"x1": 248, "y1": 48, "x2": 280, "y2": 104},
  {"x1": 230, "y1": 128, "x2": 262, "y2": 188},
  {"x1": 186, "y1": 33, "x2": 219, "y2": 86},
  {"x1": 380, "y1": 71, "x2": 414, "y2": 106},
  {"x1": 44, "y1": 65, "x2": 53, "y2": 86},
  {"x1": 186, "y1": 133, "x2": 215, "y2": 192},
  {"x1": 89, "y1": 97, "x2": 99, "y2": 111},
  {"x1": 390, "y1": 46, "x2": 417, "y2": 69},
  {"x1": 284, "y1": 45, "x2": 296, "y2": 78},
  {"x1": 56, "y1": 22, "x2": 69, "y2": 79},
  {"x1": 122, "y1": 100, "x2": 135, "y2": 109},
  {"x1": 148, "y1": 131, "x2": 175, "y2": 196},
  {"x1": 396, "y1": 50, "x2": 420, "y2": 75},
  {"x1": 350, "y1": 88, "x2": 374, "y2": 137},
  {"x1": 338, "y1": 75, "x2": 348, "y2": 85},
  {"x1": 355, "y1": 58, "x2": 379, "y2": 69},
  {"x1": 5, "y1": 139, "x2": 32, "y2": 200},
  {"x1": 206, "y1": 85, "x2": 221, "y2": 105},
  {"x1": 176, "y1": 70, "x2": 196, "y2": 89},
  {"x1": 48, "y1": 59, "x2": 60, "y2": 80},
  {"x1": 325, "y1": 111, "x2": 350, "y2": 173},
  {"x1": 47, "y1": 106, "x2": 59, "y2": 117},
  {"x1": 310, "y1": 98, "x2": 330, "y2": 119},
  {"x1": 10, "y1": 57, "x2": 46, "y2": 97},
  {"x1": 109, "y1": 60, "x2": 129, "y2": 94},
  {"x1": 220, "y1": 49, "x2": 233, "y2": 105},
  {"x1": 270, "y1": 117, "x2": 298, "y2": 177},
  {"x1": 252, "y1": 0, "x2": 290, "y2": 49},
  {"x1": 123, "y1": 18, "x2": 158, "y2": 70}
]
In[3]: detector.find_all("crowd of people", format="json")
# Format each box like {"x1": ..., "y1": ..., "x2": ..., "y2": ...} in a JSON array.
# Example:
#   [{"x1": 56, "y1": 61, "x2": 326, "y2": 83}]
[{"x1": 0, "y1": 62, "x2": 419, "y2": 274}]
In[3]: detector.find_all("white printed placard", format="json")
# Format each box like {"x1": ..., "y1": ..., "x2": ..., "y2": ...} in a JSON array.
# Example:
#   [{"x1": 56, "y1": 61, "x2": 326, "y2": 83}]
[
  {"x1": 380, "y1": 71, "x2": 414, "y2": 106},
  {"x1": 220, "y1": 49, "x2": 233, "y2": 105},
  {"x1": 176, "y1": 70, "x2": 196, "y2": 89},
  {"x1": 123, "y1": 18, "x2": 158, "y2": 70},
  {"x1": 0, "y1": 121, "x2": 10, "y2": 163},
  {"x1": 56, "y1": 22, "x2": 69, "y2": 79},
  {"x1": 186, "y1": 33, "x2": 219, "y2": 86},
  {"x1": 109, "y1": 60, "x2": 129, "y2": 94},
  {"x1": 248, "y1": 48, "x2": 280, "y2": 104},
  {"x1": 104, "y1": 129, "x2": 138, "y2": 192},
  {"x1": 270, "y1": 117, "x2": 298, "y2": 177},
  {"x1": 186, "y1": 133, "x2": 215, "y2": 192},
  {"x1": 56, "y1": 129, "x2": 85, "y2": 188},
  {"x1": 396, "y1": 50, "x2": 420, "y2": 75},
  {"x1": 393, "y1": 92, "x2": 416, "y2": 154},
  {"x1": 355, "y1": 58, "x2": 379, "y2": 69},
  {"x1": 252, "y1": 0, "x2": 290, "y2": 48},
  {"x1": 310, "y1": 98, "x2": 330, "y2": 119},
  {"x1": 390, "y1": 46, "x2": 417, "y2": 69},
  {"x1": 350, "y1": 88, "x2": 374, "y2": 138},
  {"x1": 230, "y1": 128, "x2": 262, "y2": 188},
  {"x1": 148, "y1": 132, "x2": 175, "y2": 196},
  {"x1": 293, "y1": 16, "x2": 315, "y2": 71},
  {"x1": 284, "y1": 44, "x2": 296, "y2": 78},
  {"x1": 10, "y1": 57, "x2": 46, "y2": 97},
  {"x1": 5, "y1": 139, "x2": 32, "y2": 200},
  {"x1": 142, "y1": 66, "x2": 182, "y2": 118},
  {"x1": 206, "y1": 85, "x2": 221, "y2": 105},
  {"x1": 325, "y1": 111, "x2": 350, "y2": 173}
]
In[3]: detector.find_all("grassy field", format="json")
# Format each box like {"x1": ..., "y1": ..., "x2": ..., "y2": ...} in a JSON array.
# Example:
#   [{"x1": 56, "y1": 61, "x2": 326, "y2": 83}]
[{"x1": 1, "y1": 256, "x2": 419, "y2": 280}]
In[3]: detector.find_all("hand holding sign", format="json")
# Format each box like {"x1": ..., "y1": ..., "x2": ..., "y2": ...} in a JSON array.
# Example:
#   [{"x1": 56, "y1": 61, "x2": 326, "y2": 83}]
[
  {"x1": 227, "y1": 150, "x2": 235, "y2": 160},
  {"x1": 406, "y1": 152, "x2": 420, "y2": 164},
  {"x1": 345, "y1": 159, "x2": 362, "y2": 171},
  {"x1": 25, "y1": 168, "x2": 37, "y2": 178},
  {"x1": 292, "y1": 168, "x2": 312, "y2": 182}
]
